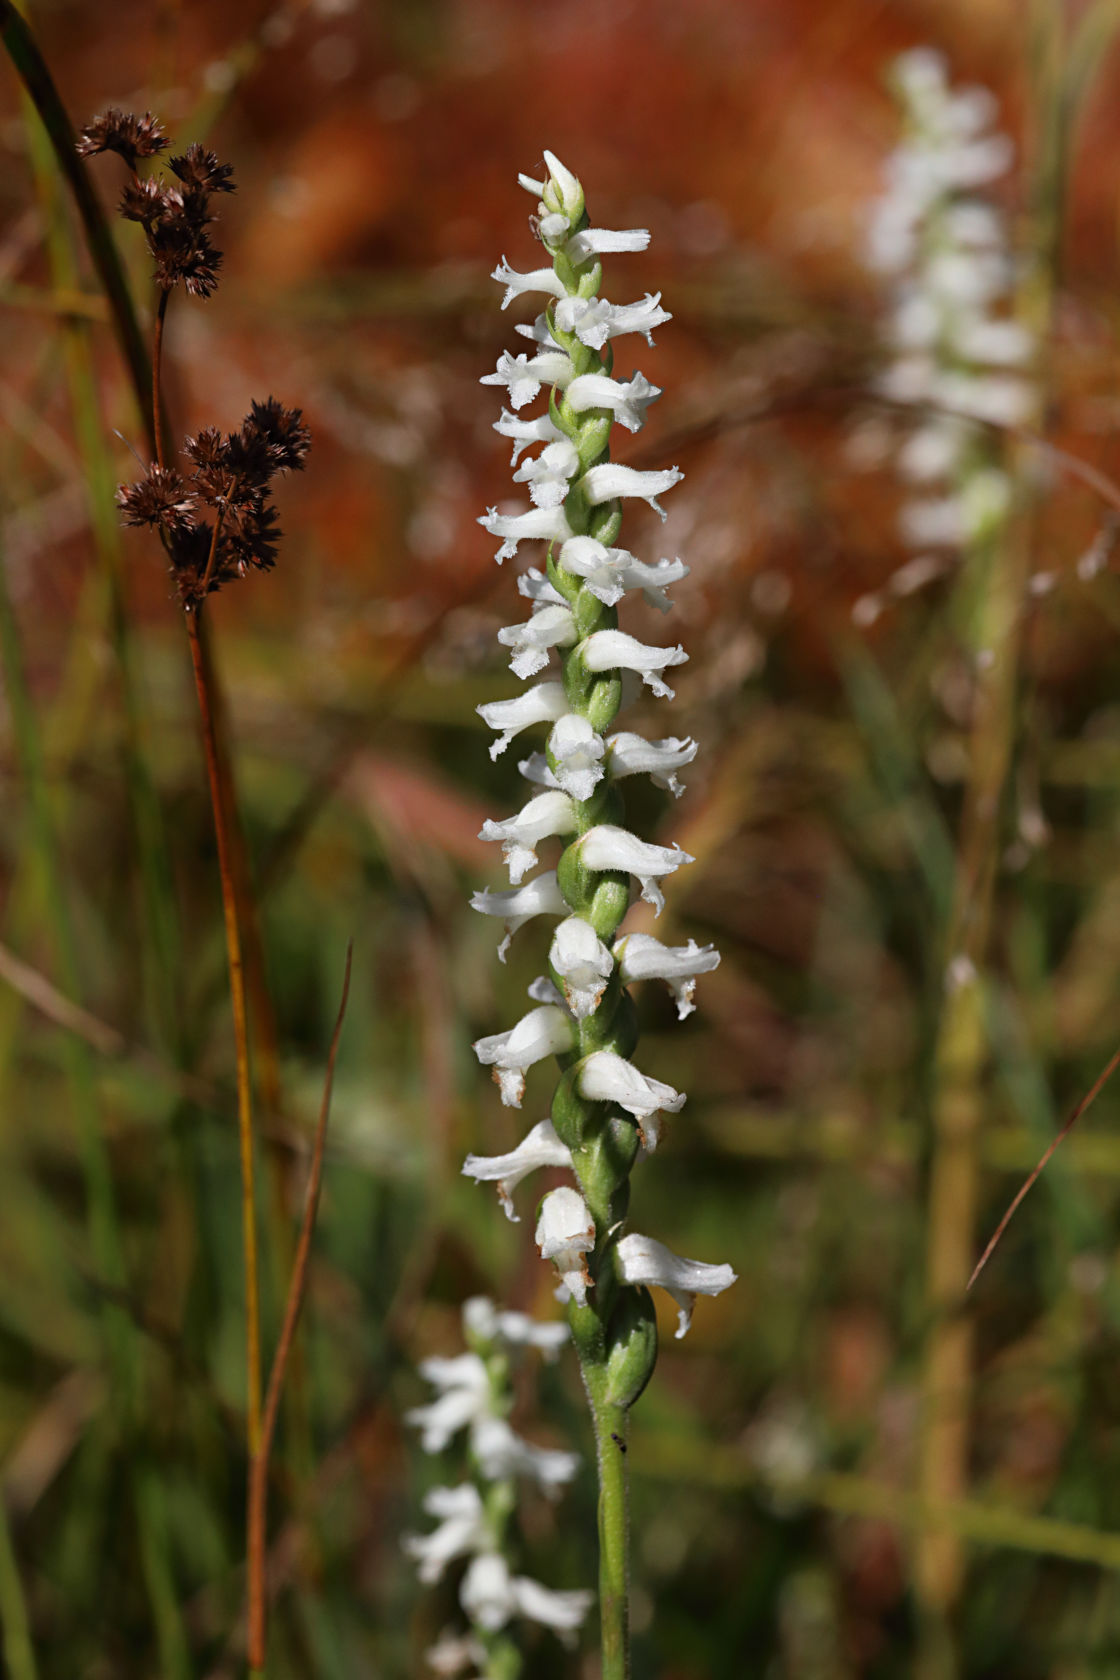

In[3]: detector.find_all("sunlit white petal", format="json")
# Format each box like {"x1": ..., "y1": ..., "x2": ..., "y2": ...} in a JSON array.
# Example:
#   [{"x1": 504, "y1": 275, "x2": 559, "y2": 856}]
[
  {"x1": 615, "y1": 1231, "x2": 737, "y2": 1338},
  {"x1": 535, "y1": 1186, "x2": 595, "y2": 1307}
]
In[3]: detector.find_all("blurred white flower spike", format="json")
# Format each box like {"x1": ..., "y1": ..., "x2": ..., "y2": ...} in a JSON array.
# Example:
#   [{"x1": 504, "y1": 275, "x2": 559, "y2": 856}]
[
  {"x1": 405, "y1": 1296, "x2": 587, "y2": 1671},
  {"x1": 858, "y1": 50, "x2": 1036, "y2": 626},
  {"x1": 465, "y1": 149, "x2": 735, "y2": 1672}
]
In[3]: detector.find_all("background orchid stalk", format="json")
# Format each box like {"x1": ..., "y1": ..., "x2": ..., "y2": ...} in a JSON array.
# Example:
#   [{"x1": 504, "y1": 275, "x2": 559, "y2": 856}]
[
  {"x1": 855, "y1": 47, "x2": 1034, "y2": 626},
  {"x1": 406, "y1": 1297, "x2": 590, "y2": 1678},
  {"x1": 468, "y1": 152, "x2": 735, "y2": 1676}
]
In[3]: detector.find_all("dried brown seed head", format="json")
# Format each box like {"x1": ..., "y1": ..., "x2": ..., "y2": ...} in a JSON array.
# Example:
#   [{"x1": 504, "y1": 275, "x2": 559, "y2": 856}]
[
  {"x1": 116, "y1": 466, "x2": 197, "y2": 530},
  {"x1": 77, "y1": 108, "x2": 169, "y2": 165},
  {"x1": 169, "y1": 144, "x2": 236, "y2": 196}
]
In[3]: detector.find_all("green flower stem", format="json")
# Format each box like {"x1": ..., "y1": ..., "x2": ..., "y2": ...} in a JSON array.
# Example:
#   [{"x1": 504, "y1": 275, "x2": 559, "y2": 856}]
[{"x1": 541, "y1": 212, "x2": 642, "y2": 1680}]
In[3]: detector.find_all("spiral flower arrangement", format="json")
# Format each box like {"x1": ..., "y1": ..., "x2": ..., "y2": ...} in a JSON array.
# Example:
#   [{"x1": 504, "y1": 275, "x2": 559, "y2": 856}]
[
  {"x1": 855, "y1": 49, "x2": 1034, "y2": 625},
  {"x1": 406, "y1": 1298, "x2": 591, "y2": 1676},
  {"x1": 463, "y1": 151, "x2": 736, "y2": 1674}
]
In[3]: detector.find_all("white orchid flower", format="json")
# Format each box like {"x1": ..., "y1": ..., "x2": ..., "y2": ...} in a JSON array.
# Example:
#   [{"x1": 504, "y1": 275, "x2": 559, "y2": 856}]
[{"x1": 462, "y1": 1117, "x2": 573, "y2": 1222}]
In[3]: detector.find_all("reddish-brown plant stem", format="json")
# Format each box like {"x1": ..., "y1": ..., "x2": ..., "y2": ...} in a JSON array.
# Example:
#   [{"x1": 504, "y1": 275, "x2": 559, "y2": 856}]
[
  {"x1": 247, "y1": 943, "x2": 352, "y2": 1675},
  {"x1": 184, "y1": 610, "x2": 263, "y2": 1462},
  {"x1": 152, "y1": 287, "x2": 169, "y2": 471}
]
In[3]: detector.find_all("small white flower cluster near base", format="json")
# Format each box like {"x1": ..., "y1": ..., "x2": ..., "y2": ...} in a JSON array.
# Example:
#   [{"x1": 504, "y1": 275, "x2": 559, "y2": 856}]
[
  {"x1": 406, "y1": 1297, "x2": 591, "y2": 1670},
  {"x1": 467, "y1": 151, "x2": 735, "y2": 1343},
  {"x1": 856, "y1": 49, "x2": 1035, "y2": 626}
]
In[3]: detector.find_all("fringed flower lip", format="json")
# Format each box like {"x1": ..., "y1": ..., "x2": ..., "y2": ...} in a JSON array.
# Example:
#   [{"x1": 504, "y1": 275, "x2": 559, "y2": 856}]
[
  {"x1": 472, "y1": 1004, "x2": 575, "y2": 1107},
  {"x1": 479, "y1": 789, "x2": 578, "y2": 883}
]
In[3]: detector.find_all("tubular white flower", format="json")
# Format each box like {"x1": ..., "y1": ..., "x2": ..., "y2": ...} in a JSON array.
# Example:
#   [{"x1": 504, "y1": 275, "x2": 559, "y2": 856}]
[
  {"x1": 470, "y1": 871, "x2": 566, "y2": 961},
  {"x1": 470, "y1": 1414, "x2": 580, "y2": 1492},
  {"x1": 553, "y1": 291, "x2": 671, "y2": 350},
  {"x1": 581, "y1": 629, "x2": 688, "y2": 699},
  {"x1": 477, "y1": 503, "x2": 572, "y2": 565},
  {"x1": 462, "y1": 1117, "x2": 573, "y2": 1221},
  {"x1": 577, "y1": 1049, "x2": 685, "y2": 1149},
  {"x1": 404, "y1": 1484, "x2": 488, "y2": 1584},
  {"x1": 491, "y1": 257, "x2": 566, "y2": 309},
  {"x1": 509, "y1": 1571, "x2": 593, "y2": 1644},
  {"x1": 546, "y1": 712, "x2": 606, "y2": 800},
  {"x1": 496, "y1": 604, "x2": 578, "y2": 680},
  {"x1": 535, "y1": 1186, "x2": 596, "y2": 1306},
  {"x1": 493, "y1": 408, "x2": 564, "y2": 466},
  {"x1": 549, "y1": 915, "x2": 614, "y2": 1018},
  {"x1": 406, "y1": 1353, "x2": 491, "y2": 1453},
  {"x1": 613, "y1": 931, "x2": 721, "y2": 1019},
  {"x1": 558, "y1": 536, "x2": 688, "y2": 610},
  {"x1": 473, "y1": 1005, "x2": 575, "y2": 1108},
  {"x1": 576, "y1": 823, "x2": 693, "y2": 914},
  {"x1": 565, "y1": 225, "x2": 651, "y2": 261},
  {"x1": 606, "y1": 731, "x2": 698, "y2": 796},
  {"x1": 462, "y1": 1294, "x2": 571, "y2": 1356},
  {"x1": 477, "y1": 682, "x2": 567, "y2": 758},
  {"x1": 479, "y1": 790, "x2": 578, "y2": 883},
  {"x1": 480, "y1": 348, "x2": 572, "y2": 411},
  {"x1": 580, "y1": 461, "x2": 684, "y2": 518},
  {"x1": 564, "y1": 370, "x2": 662, "y2": 433},
  {"x1": 460, "y1": 1552, "x2": 592, "y2": 1643},
  {"x1": 512, "y1": 438, "x2": 581, "y2": 509},
  {"x1": 615, "y1": 1232, "x2": 737, "y2": 1338}
]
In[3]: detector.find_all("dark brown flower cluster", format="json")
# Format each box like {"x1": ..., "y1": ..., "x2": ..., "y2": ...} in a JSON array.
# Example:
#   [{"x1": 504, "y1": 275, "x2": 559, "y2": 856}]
[
  {"x1": 77, "y1": 108, "x2": 235, "y2": 298},
  {"x1": 117, "y1": 401, "x2": 311, "y2": 608},
  {"x1": 76, "y1": 108, "x2": 168, "y2": 166}
]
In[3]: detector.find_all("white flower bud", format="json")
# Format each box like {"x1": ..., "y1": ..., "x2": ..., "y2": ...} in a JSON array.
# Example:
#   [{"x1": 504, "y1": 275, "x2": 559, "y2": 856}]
[
  {"x1": 535, "y1": 1186, "x2": 596, "y2": 1307},
  {"x1": 615, "y1": 1231, "x2": 737, "y2": 1338},
  {"x1": 461, "y1": 1117, "x2": 573, "y2": 1221},
  {"x1": 540, "y1": 150, "x2": 583, "y2": 223},
  {"x1": 479, "y1": 790, "x2": 578, "y2": 883},
  {"x1": 576, "y1": 823, "x2": 693, "y2": 914},
  {"x1": 581, "y1": 629, "x2": 688, "y2": 700},
  {"x1": 549, "y1": 915, "x2": 614, "y2": 1018},
  {"x1": 613, "y1": 931, "x2": 721, "y2": 1019}
]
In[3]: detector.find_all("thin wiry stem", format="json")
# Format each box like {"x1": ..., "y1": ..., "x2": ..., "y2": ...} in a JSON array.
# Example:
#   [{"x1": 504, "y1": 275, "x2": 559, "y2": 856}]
[
  {"x1": 184, "y1": 608, "x2": 263, "y2": 1461},
  {"x1": 247, "y1": 944, "x2": 352, "y2": 1676},
  {"x1": 152, "y1": 288, "x2": 170, "y2": 471}
]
